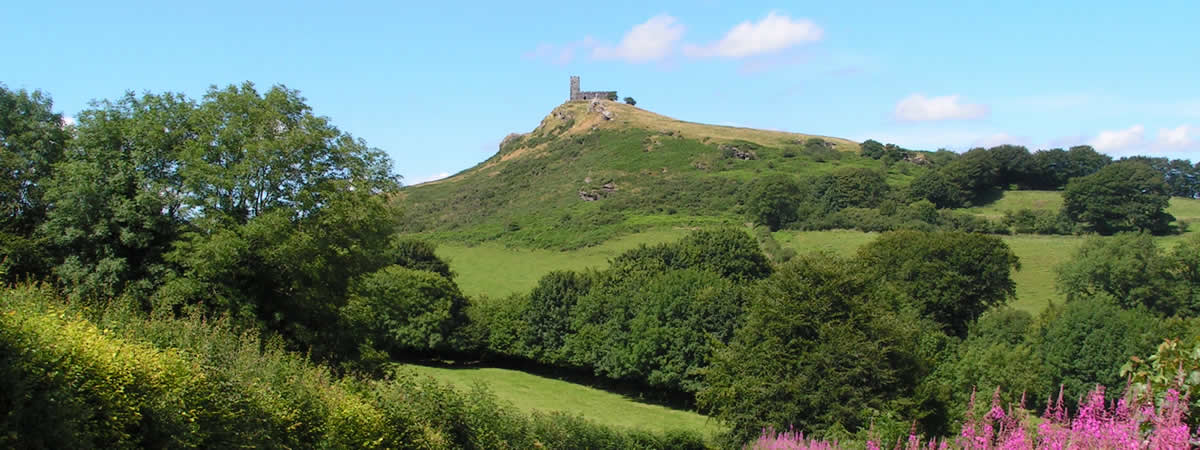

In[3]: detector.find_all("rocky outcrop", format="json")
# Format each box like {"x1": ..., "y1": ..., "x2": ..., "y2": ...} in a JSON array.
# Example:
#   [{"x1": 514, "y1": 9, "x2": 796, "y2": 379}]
[{"x1": 720, "y1": 145, "x2": 758, "y2": 160}]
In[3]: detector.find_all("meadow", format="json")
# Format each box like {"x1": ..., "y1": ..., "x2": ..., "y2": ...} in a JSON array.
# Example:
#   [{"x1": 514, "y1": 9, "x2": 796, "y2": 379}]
[
  {"x1": 438, "y1": 192, "x2": 1200, "y2": 315},
  {"x1": 399, "y1": 364, "x2": 724, "y2": 441}
]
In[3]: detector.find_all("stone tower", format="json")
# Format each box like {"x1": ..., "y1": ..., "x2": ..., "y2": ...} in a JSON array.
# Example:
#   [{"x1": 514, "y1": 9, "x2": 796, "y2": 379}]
[{"x1": 568, "y1": 76, "x2": 617, "y2": 102}]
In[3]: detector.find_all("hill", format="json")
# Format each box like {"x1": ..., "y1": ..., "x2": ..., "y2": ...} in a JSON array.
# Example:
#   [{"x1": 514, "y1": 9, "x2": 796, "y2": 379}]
[{"x1": 399, "y1": 100, "x2": 907, "y2": 249}]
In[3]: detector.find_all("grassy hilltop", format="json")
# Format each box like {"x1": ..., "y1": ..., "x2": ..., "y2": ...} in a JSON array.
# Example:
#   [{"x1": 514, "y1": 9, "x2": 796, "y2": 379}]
[{"x1": 399, "y1": 100, "x2": 905, "y2": 249}]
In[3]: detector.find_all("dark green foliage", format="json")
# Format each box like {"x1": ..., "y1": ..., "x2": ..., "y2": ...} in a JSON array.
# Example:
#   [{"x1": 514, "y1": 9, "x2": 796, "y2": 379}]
[
  {"x1": 610, "y1": 227, "x2": 772, "y2": 282},
  {"x1": 858, "y1": 231, "x2": 1020, "y2": 337},
  {"x1": 623, "y1": 96, "x2": 636, "y2": 106},
  {"x1": 811, "y1": 167, "x2": 891, "y2": 211},
  {"x1": 744, "y1": 173, "x2": 802, "y2": 230},
  {"x1": 523, "y1": 270, "x2": 594, "y2": 363},
  {"x1": 1034, "y1": 297, "x2": 1164, "y2": 403},
  {"x1": 566, "y1": 268, "x2": 744, "y2": 392},
  {"x1": 908, "y1": 169, "x2": 968, "y2": 208},
  {"x1": 1121, "y1": 155, "x2": 1200, "y2": 198},
  {"x1": 341, "y1": 265, "x2": 469, "y2": 355},
  {"x1": 1003, "y1": 208, "x2": 1078, "y2": 234},
  {"x1": 0, "y1": 85, "x2": 67, "y2": 238},
  {"x1": 699, "y1": 254, "x2": 932, "y2": 441},
  {"x1": 390, "y1": 237, "x2": 453, "y2": 278},
  {"x1": 860, "y1": 139, "x2": 886, "y2": 159},
  {"x1": 927, "y1": 309, "x2": 1044, "y2": 418},
  {"x1": 1056, "y1": 233, "x2": 1200, "y2": 316},
  {"x1": 1063, "y1": 161, "x2": 1174, "y2": 235}
]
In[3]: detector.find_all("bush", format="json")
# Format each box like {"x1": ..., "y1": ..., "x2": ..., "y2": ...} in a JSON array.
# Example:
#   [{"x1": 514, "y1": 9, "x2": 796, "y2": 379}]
[
  {"x1": 699, "y1": 254, "x2": 933, "y2": 441},
  {"x1": 0, "y1": 284, "x2": 707, "y2": 448},
  {"x1": 858, "y1": 230, "x2": 1020, "y2": 337},
  {"x1": 340, "y1": 265, "x2": 469, "y2": 357}
]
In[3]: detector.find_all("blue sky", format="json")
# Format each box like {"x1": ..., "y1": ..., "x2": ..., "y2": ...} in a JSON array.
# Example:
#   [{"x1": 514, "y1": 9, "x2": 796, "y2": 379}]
[{"x1": 5, "y1": 1, "x2": 1200, "y2": 183}]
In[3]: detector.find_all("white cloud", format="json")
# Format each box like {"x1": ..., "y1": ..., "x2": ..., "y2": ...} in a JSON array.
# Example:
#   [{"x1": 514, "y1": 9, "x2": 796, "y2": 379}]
[
  {"x1": 410, "y1": 172, "x2": 451, "y2": 185},
  {"x1": 592, "y1": 15, "x2": 684, "y2": 63},
  {"x1": 60, "y1": 116, "x2": 76, "y2": 127},
  {"x1": 684, "y1": 12, "x2": 822, "y2": 58},
  {"x1": 1090, "y1": 124, "x2": 1145, "y2": 152},
  {"x1": 1157, "y1": 125, "x2": 1196, "y2": 148},
  {"x1": 894, "y1": 94, "x2": 989, "y2": 122},
  {"x1": 971, "y1": 133, "x2": 1029, "y2": 148}
]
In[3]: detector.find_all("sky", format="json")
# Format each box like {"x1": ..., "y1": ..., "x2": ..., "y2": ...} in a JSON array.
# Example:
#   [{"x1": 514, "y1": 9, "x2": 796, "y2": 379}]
[{"x1": 5, "y1": 1, "x2": 1200, "y2": 184}]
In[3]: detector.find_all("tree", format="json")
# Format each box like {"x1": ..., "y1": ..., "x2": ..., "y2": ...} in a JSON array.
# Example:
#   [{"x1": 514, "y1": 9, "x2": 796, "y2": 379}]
[
  {"x1": 859, "y1": 139, "x2": 885, "y2": 159},
  {"x1": 811, "y1": 168, "x2": 891, "y2": 212},
  {"x1": 623, "y1": 97, "x2": 636, "y2": 106},
  {"x1": 523, "y1": 270, "x2": 593, "y2": 363},
  {"x1": 0, "y1": 85, "x2": 68, "y2": 234},
  {"x1": 1034, "y1": 297, "x2": 1163, "y2": 403},
  {"x1": 0, "y1": 85, "x2": 69, "y2": 280},
  {"x1": 1062, "y1": 161, "x2": 1173, "y2": 234},
  {"x1": 907, "y1": 169, "x2": 967, "y2": 208},
  {"x1": 743, "y1": 174, "x2": 802, "y2": 230},
  {"x1": 40, "y1": 91, "x2": 194, "y2": 300},
  {"x1": 1057, "y1": 233, "x2": 1199, "y2": 316},
  {"x1": 699, "y1": 254, "x2": 932, "y2": 440},
  {"x1": 340, "y1": 265, "x2": 469, "y2": 355},
  {"x1": 606, "y1": 92, "x2": 618, "y2": 101},
  {"x1": 857, "y1": 230, "x2": 1020, "y2": 337}
]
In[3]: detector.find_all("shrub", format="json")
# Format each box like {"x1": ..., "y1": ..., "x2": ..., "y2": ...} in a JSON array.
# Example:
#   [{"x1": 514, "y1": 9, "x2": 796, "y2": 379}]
[{"x1": 340, "y1": 265, "x2": 469, "y2": 357}]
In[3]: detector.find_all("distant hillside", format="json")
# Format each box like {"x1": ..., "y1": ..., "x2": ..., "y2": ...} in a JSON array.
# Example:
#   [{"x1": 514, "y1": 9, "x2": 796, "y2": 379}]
[{"x1": 400, "y1": 100, "x2": 917, "y2": 249}]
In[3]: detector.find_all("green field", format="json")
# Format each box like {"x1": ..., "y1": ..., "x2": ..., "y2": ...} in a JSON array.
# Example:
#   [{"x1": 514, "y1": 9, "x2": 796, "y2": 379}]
[
  {"x1": 438, "y1": 228, "x2": 689, "y2": 298},
  {"x1": 438, "y1": 191, "x2": 1200, "y2": 314},
  {"x1": 399, "y1": 364, "x2": 724, "y2": 440}
]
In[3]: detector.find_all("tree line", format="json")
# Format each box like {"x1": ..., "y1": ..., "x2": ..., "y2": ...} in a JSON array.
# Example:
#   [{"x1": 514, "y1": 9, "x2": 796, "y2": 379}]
[{"x1": 746, "y1": 141, "x2": 1190, "y2": 236}]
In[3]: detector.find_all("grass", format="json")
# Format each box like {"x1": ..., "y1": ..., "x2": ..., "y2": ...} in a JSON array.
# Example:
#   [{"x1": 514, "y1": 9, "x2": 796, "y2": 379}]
[
  {"x1": 398, "y1": 364, "x2": 724, "y2": 441},
  {"x1": 963, "y1": 190, "x2": 1065, "y2": 219},
  {"x1": 439, "y1": 228, "x2": 689, "y2": 299}
]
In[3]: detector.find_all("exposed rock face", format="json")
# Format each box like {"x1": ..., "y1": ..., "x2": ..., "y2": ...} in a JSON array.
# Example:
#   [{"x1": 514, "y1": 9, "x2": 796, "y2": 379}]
[
  {"x1": 720, "y1": 145, "x2": 758, "y2": 160},
  {"x1": 589, "y1": 98, "x2": 614, "y2": 120},
  {"x1": 579, "y1": 181, "x2": 617, "y2": 201},
  {"x1": 904, "y1": 153, "x2": 930, "y2": 165}
]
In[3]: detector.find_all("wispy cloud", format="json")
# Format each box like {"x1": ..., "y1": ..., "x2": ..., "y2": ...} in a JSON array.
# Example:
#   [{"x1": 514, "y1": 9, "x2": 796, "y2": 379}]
[
  {"x1": 684, "y1": 12, "x2": 822, "y2": 58},
  {"x1": 894, "y1": 94, "x2": 989, "y2": 122},
  {"x1": 591, "y1": 14, "x2": 685, "y2": 63},
  {"x1": 410, "y1": 171, "x2": 451, "y2": 185}
]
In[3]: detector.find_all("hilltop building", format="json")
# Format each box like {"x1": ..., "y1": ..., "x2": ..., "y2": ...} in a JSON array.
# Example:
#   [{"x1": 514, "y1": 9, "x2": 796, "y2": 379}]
[{"x1": 569, "y1": 76, "x2": 616, "y2": 102}]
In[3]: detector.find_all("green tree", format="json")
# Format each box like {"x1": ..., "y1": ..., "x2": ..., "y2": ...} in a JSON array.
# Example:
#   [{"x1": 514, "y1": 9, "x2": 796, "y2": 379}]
[
  {"x1": 0, "y1": 85, "x2": 68, "y2": 234},
  {"x1": 40, "y1": 91, "x2": 194, "y2": 300},
  {"x1": 523, "y1": 270, "x2": 593, "y2": 363},
  {"x1": 811, "y1": 167, "x2": 890, "y2": 212},
  {"x1": 859, "y1": 139, "x2": 885, "y2": 159},
  {"x1": 699, "y1": 254, "x2": 931, "y2": 440},
  {"x1": 1062, "y1": 161, "x2": 1173, "y2": 234},
  {"x1": 858, "y1": 230, "x2": 1020, "y2": 337},
  {"x1": 623, "y1": 97, "x2": 636, "y2": 106},
  {"x1": 907, "y1": 169, "x2": 967, "y2": 208},
  {"x1": 743, "y1": 173, "x2": 802, "y2": 230},
  {"x1": 1034, "y1": 297, "x2": 1163, "y2": 403},
  {"x1": 340, "y1": 265, "x2": 469, "y2": 355},
  {"x1": 1057, "y1": 233, "x2": 1198, "y2": 316},
  {"x1": 0, "y1": 85, "x2": 68, "y2": 280},
  {"x1": 182, "y1": 82, "x2": 398, "y2": 223}
]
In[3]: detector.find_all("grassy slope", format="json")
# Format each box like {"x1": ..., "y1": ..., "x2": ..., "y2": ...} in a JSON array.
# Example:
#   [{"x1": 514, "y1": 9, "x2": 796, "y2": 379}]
[
  {"x1": 401, "y1": 100, "x2": 920, "y2": 249},
  {"x1": 400, "y1": 364, "x2": 723, "y2": 440},
  {"x1": 439, "y1": 228, "x2": 689, "y2": 299}
]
